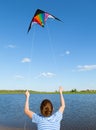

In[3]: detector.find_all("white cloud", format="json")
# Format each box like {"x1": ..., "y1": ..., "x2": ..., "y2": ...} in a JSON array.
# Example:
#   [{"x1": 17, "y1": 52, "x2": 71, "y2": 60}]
[
  {"x1": 65, "y1": 50, "x2": 70, "y2": 55},
  {"x1": 60, "y1": 50, "x2": 70, "y2": 56},
  {"x1": 15, "y1": 75, "x2": 24, "y2": 79},
  {"x1": 7, "y1": 44, "x2": 16, "y2": 48},
  {"x1": 77, "y1": 65, "x2": 96, "y2": 71},
  {"x1": 41, "y1": 72, "x2": 56, "y2": 77},
  {"x1": 38, "y1": 72, "x2": 56, "y2": 78},
  {"x1": 21, "y1": 58, "x2": 31, "y2": 63}
]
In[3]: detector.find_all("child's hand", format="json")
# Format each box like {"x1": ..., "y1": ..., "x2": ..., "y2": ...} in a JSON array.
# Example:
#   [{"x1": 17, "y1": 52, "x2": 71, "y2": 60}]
[
  {"x1": 59, "y1": 86, "x2": 63, "y2": 93},
  {"x1": 25, "y1": 90, "x2": 30, "y2": 98}
]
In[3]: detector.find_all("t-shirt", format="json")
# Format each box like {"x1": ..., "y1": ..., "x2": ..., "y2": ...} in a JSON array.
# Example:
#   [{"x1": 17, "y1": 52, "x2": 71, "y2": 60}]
[{"x1": 32, "y1": 111, "x2": 63, "y2": 130}]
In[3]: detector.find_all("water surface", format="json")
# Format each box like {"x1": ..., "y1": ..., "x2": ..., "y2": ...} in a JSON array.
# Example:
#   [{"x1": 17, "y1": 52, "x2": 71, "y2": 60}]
[{"x1": 0, "y1": 94, "x2": 96, "y2": 130}]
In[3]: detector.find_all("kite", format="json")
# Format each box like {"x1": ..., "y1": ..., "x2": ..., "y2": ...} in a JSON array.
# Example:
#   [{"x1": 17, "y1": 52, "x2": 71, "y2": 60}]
[{"x1": 27, "y1": 9, "x2": 62, "y2": 33}]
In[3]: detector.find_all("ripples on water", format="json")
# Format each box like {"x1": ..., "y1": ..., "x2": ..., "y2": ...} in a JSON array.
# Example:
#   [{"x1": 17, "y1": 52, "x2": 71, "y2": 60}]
[{"x1": 0, "y1": 94, "x2": 96, "y2": 130}]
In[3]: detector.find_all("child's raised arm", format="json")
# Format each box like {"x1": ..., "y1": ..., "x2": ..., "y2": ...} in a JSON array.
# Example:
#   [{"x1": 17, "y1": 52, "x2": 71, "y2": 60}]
[
  {"x1": 59, "y1": 87, "x2": 65, "y2": 113},
  {"x1": 24, "y1": 90, "x2": 34, "y2": 119}
]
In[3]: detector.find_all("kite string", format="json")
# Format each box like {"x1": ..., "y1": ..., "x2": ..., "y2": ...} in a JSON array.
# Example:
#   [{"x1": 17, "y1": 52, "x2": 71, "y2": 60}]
[
  {"x1": 24, "y1": 115, "x2": 27, "y2": 130},
  {"x1": 27, "y1": 26, "x2": 36, "y2": 81},
  {"x1": 46, "y1": 23, "x2": 57, "y2": 66},
  {"x1": 24, "y1": 27, "x2": 36, "y2": 130}
]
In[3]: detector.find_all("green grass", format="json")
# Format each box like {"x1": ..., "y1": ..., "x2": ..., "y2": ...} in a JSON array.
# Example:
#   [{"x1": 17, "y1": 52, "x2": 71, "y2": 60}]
[{"x1": 0, "y1": 89, "x2": 96, "y2": 94}]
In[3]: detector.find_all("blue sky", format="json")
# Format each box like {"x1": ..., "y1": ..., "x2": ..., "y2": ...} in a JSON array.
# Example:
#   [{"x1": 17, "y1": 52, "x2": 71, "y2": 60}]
[{"x1": 0, "y1": 0, "x2": 96, "y2": 91}]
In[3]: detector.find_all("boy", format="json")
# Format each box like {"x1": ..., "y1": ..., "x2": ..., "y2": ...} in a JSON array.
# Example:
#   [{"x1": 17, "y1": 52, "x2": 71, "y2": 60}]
[{"x1": 24, "y1": 87, "x2": 65, "y2": 130}]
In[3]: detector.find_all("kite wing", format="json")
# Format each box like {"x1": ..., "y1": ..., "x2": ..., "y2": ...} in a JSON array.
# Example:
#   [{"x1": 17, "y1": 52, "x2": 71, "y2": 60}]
[{"x1": 27, "y1": 9, "x2": 62, "y2": 33}]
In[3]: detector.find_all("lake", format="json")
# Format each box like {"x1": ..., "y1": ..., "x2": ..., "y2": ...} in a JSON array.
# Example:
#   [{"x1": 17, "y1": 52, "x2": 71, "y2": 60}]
[{"x1": 0, "y1": 94, "x2": 96, "y2": 130}]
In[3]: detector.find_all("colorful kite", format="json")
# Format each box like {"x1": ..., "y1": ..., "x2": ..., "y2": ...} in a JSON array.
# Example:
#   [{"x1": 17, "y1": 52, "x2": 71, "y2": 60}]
[{"x1": 27, "y1": 9, "x2": 62, "y2": 33}]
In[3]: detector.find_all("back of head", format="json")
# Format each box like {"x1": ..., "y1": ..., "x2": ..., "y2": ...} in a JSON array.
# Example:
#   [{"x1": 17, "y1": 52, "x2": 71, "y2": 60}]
[{"x1": 40, "y1": 99, "x2": 53, "y2": 117}]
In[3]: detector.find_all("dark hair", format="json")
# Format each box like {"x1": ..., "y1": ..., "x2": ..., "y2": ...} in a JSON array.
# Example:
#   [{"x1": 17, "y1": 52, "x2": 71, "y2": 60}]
[{"x1": 40, "y1": 99, "x2": 53, "y2": 117}]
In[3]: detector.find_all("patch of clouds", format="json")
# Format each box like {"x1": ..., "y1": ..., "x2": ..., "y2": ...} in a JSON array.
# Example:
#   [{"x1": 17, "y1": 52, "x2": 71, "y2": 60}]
[
  {"x1": 77, "y1": 65, "x2": 96, "y2": 71},
  {"x1": 7, "y1": 44, "x2": 16, "y2": 48},
  {"x1": 36, "y1": 72, "x2": 56, "y2": 78},
  {"x1": 15, "y1": 75, "x2": 24, "y2": 79},
  {"x1": 65, "y1": 50, "x2": 70, "y2": 55},
  {"x1": 21, "y1": 58, "x2": 31, "y2": 63},
  {"x1": 60, "y1": 50, "x2": 70, "y2": 56}
]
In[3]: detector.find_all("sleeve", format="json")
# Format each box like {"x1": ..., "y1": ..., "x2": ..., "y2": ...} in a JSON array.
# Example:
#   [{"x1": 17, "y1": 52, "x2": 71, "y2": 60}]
[
  {"x1": 32, "y1": 113, "x2": 40, "y2": 124},
  {"x1": 54, "y1": 111, "x2": 63, "y2": 121}
]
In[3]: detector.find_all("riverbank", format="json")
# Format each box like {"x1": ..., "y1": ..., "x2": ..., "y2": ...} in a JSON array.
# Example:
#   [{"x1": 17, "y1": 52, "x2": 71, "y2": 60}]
[{"x1": 0, "y1": 89, "x2": 96, "y2": 94}]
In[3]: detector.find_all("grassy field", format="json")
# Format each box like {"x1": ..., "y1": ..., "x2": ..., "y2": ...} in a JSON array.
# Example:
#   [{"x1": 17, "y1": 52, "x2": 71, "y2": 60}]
[{"x1": 0, "y1": 89, "x2": 96, "y2": 94}]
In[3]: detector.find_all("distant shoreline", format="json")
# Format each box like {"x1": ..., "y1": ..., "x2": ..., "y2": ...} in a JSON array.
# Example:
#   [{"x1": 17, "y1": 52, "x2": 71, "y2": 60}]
[{"x1": 0, "y1": 89, "x2": 96, "y2": 94}]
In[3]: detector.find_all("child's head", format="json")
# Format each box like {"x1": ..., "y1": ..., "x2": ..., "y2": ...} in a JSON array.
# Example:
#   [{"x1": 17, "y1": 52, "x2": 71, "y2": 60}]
[{"x1": 40, "y1": 99, "x2": 53, "y2": 117}]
